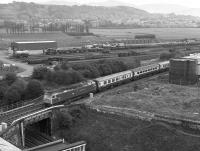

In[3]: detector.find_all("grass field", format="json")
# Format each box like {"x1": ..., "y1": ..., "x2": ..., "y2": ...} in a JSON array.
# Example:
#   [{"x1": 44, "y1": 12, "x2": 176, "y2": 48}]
[
  {"x1": 91, "y1": 28, "x2": 200, "y2": 40},
  {"x1": 1, "y1": 28, "x2": 200, "y2": 50},
  {"x1": 56, "y1": 107, "x2": 200, "y2": 151}
]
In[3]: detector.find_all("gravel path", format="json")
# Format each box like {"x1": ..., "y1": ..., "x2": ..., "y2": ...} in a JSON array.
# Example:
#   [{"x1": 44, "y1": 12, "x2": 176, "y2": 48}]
[{"x1": 0, "y1": 51, "x2": 33, "y2": 77}]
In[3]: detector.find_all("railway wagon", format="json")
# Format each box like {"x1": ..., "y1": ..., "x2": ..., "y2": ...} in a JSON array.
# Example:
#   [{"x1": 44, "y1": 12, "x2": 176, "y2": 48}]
[
  {"x1": 27, "y1": 58, "x2": 48, "y2": 64},
  {"x1": 94, "y1": 70, "x2": 133, "y2": 91},
  {"x1": 44, "y1": 80, "x2": 96, "y2": 105}
]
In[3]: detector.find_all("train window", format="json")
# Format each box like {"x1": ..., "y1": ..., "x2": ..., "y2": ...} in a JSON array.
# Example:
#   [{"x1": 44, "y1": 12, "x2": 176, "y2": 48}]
[
  {"x1": 116, "y1": 77, "x2": 119, "y2": 81},
  {"x1": 137, "y1": 72, "x2": 139, "y2": 74},
  {"x1": 104, "y1": 81, "x2": 107, "y2": 85},
  {"x1": 108, "y1": 80, "x2": 111, "y2": 83},
  {"x1": 112, "y1": 79, "x2": 115, "y2": 82}
]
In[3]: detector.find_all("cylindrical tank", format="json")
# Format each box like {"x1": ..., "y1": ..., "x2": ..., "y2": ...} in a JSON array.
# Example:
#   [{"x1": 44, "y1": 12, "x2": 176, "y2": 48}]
[
  {"x1": 90, "y1": 93, "x2": 94, "y2": 98},
  {"x1": 169, "y1": 58, "x2": 197, "y2": 85},
  {"x1": 0, "y1": 124, "x2": 2, "y2": 132},
  {"x1": 1, "y1": 122, "x2": 7, "y2": 131}
]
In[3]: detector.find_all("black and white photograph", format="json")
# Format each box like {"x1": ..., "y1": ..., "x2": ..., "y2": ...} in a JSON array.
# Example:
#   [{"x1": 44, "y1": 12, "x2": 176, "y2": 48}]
[{"x1": 0, "y1": 0, "x2": 200, "y2": 150}]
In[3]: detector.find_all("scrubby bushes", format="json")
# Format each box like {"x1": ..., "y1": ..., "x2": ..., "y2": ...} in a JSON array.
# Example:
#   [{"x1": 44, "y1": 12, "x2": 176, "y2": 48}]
[
  {"x1": 160, "y1": 49, "x2": 185, "y2": 60},
  {"x1": 32, "y1": 66, "x2": 49, "y2": 80},
  {"x1": 71, "y1": 59, "x2": 128, "y2": 78},
  {"x1": 52, "y1": 105, "x2": 86, "y2": 134},
  {"x1": 0, "y1": 73, "x2": 44, "y2": 106},
  {"x1": 32, "y1": 59, "x2": 130, "y2": 86},
  {"x1": 24, "y1": 79, "x2": 44, "y2": 100}
]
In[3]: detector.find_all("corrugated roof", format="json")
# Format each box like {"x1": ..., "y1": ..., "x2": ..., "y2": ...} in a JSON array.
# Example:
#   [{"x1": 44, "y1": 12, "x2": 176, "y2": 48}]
[{"x1": 14, "y1": 41, "x2": 56, "y2": 44}]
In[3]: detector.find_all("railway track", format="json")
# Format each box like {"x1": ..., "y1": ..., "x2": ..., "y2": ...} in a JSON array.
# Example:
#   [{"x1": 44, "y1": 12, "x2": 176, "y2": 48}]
[
  {"x1": 25, "y1": 128, "x2": 54, "y2": 148},
  {"x1": 0, "y1": 103, "x2": 44, "y2": 126}
]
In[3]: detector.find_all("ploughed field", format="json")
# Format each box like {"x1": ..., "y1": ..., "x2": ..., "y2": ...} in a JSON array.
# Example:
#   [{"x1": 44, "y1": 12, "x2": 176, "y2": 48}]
[{"x1": 90, "y1": 74, "x2": 200, "y2": 120}]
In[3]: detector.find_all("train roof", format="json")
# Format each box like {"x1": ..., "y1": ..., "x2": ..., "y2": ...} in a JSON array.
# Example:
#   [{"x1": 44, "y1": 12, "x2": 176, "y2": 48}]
[
  {"x1": 45, "y1": 80, "x2": 95, "y2": 94},
  {"x1": 13, "y1": 41, "x2": 56, "y2": 44},
  {"x1": 158, "y1": 61, "x2": 170, "y2": 64},
  {"x1": 94, "y1": 70, "x2": 132, "y2": 82},
  {"x1": 131, "y1": 63, "x2": 159, "y2": 71}
]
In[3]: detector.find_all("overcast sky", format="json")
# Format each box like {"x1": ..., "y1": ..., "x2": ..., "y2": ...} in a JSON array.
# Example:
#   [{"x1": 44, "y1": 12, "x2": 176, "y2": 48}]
[{"x1": 0, "y1": 0, "x2": 200, "y2": 8}]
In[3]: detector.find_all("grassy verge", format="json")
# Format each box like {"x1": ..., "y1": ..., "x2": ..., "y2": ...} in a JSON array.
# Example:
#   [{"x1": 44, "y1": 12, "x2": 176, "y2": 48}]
[{"x1": 53, "y1": 106, "x2": 200, "y2": 151}]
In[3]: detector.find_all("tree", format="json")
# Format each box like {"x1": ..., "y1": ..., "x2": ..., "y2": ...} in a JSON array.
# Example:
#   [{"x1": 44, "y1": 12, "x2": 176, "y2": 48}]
[
  {"x1": 4, "y1": 72, "x2": 17, "y2": 85},
  {"x1": 60, "y1": 61, "x2": 70, "y2": 70},
  {"x1": 160, "y1": 52, "x2": 172, "y2": 60},
  {"x1": 98, "y1": 64, "x2": 112, "y2": 76},
  {"x1": 4, "y1": 87, "x2": 21, "y2": 105},
  {"x1": 25, "y1": 80, "x2": 44, "y2": 100},
  {"x1": 68, "y1": 70, "x2": 84, "y2": 84},
  {"x1": 45, "y1": 70, "x2": 53, "y2": 82},
  {"x1": 53, "y1": 70, "x2": 69, "y2": 85},
  {"x1": 11, "y1": 79, "x2": 26, "y2": 99},
  {"x1": 53, "y1": 110, "x2": 73, "y2": 130},
  {"x1": 32, "y1": 66, "x2": 49, "y2": 80}
]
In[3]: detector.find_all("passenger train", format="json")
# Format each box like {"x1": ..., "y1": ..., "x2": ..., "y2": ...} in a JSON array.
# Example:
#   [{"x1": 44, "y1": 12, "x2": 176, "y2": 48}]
[{"x1": 44, "y1": 61, "x2": 169, "y2": 105}]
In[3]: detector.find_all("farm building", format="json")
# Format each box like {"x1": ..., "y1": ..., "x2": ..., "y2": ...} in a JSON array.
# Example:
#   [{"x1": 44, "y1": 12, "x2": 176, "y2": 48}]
[
  {"x1": 10, "y1": 41, "x2": 57, "y2": 55},
  {"x1": 169, "y1": 58, "x2": 197, "y2": 85}
]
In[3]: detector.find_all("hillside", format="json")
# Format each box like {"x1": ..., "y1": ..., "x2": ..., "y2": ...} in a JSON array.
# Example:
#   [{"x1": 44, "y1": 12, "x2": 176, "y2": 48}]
[
  {"x1": 0, "y1": 2, "x2": 149, "y2": 20},
  {"x1": 0, "y1": 2, "x2": 199, "y2": 28}
]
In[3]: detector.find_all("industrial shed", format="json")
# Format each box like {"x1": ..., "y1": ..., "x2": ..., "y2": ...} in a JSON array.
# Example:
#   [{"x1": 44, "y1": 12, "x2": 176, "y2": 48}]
[{"x1": 11, "y1": 41, "x2": 57, "y2": 52}]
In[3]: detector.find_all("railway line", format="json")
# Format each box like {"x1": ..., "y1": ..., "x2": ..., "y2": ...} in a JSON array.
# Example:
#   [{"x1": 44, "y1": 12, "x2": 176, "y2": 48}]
[
  {"x1": 25, "y1": 128, "x2": 54, "y2": 148},
  {"x1": 0, "y1": 56, "x2": 200, "y2": 136},
  {"x1": 0, "y1": 103, "x2": 44, "y2": 126}
]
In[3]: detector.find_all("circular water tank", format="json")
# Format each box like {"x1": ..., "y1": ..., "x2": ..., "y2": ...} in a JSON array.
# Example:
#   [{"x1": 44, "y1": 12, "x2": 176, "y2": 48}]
[{"x1": 169, "y1": 58, "x2": 197, "y2": 85}]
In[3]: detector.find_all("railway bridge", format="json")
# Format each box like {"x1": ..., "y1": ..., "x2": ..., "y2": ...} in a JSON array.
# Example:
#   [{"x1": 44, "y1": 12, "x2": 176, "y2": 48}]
[{"x1": 0, "y1": 103, "x2": 86, "y2": 150}]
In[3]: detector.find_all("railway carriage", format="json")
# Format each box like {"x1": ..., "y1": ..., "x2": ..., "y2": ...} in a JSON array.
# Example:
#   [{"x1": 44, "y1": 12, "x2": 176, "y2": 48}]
[
  {"x1": 131, "y1": 63, "x2": 160, "y2": 79},
  {"x1": 94, "y1": 70, "x2": 133, "y2": 91},
  {"x1": 44, "y1": 80, "x2": 97, "y2": 105},
  {"x1": 158, "y1": 61, "x2": 169, "y2": 71}
]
